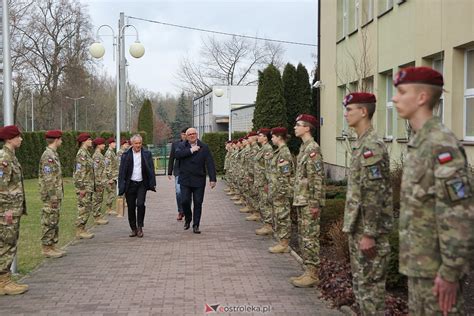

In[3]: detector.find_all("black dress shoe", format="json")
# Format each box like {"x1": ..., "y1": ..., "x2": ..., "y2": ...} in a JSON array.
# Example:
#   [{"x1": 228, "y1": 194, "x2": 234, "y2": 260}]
[
  {"x1": 129, "y1": 229, "x2": 137, "y2": 237},
  {"x1": 193, "y1": 226, "x2": 201, "y2": 234},
  {"x1": 137, "y1": 227, "x2": 144, "y2": 238},
  {"x1": 184, "y1": 222, "x2": 191, "y2": 230}
]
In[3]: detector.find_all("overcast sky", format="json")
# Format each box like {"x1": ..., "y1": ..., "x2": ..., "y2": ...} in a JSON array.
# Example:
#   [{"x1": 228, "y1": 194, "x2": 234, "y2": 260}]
[{"x1": 83, "y1": 0, "x2": 318, "y2": 95}]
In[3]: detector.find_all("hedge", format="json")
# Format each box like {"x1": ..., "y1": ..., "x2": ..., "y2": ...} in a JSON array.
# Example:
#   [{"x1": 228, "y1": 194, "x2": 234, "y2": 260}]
[
  {"x1": 1, "y1": 130, "x2": 147, "y2": 179},
  {"x1": 201, "y1": 131, "x2": 247, "y2": 174}
]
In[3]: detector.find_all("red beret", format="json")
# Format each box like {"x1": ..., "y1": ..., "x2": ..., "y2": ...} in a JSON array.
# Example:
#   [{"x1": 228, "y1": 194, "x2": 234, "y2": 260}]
[
  {"x1": 107, "y1": 137, "x2": 116, "y2": 144},
  {"x1": 225, "y1": 140, "x2": 232, "y2": 144},
  {"x1": 343, "y1": 92, "x2": 376, "y2": 107},
  {"x1": 243, "y1": 136, "x2": 249, "y2": 140},
  {"x1": 45, "y1": 130, "x2": 62, "y2": 139},
  {"x1": 394, "y1": 66, "x2": 444, "y2": 87},
  {"x1": 238, "y1": 138, "x2": 244, "y2": 142},
  {"x1": 247, "y1": 131, "x2": 258, "y2": 137},
  {"x1": 296, "y1": 114, "x2": 318, "y2": 127},
  {"x1": 232, "y1": 140, "x2": 238, "y2": 144},
  {"x1": 120, "y1": 138, "x2": 128, "y2": 146},
  {"x1": 0, "y1": 125, "x2": 21, "y2": 140},
  {"x1": 271, "y1": 127, "x2": 288, "y2": 136},
  {"x1": 93, "y1": 137, "x2": 105, "y2": 146},
  {"x1": 76, "y1": 133, "x2": 91, "y2": 143},
  {"x1": 257, "y1": 128, "x2": 271, "y2": 135}
]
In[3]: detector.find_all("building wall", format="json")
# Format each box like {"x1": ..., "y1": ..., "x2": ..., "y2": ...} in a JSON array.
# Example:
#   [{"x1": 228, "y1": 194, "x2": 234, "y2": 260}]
[
  {"x1": 320, "y1": 0, "x2": 474, "y2": 179},
  {"x1": 232, "y1": 105, "x2": 255, "y2": 132}
]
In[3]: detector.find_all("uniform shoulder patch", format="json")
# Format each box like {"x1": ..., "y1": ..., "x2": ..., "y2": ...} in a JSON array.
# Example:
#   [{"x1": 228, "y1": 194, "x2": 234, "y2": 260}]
[
  {"x1": 48, "y1": 158, "x2": 54, "y2": 163},
  {"x1": 437, "y1": 151, "x2": 453, "y2": 164},
  {"x1": 2, "y1": 161, "x2": 8, "y2": 167},
  {"x1": 279, "y1": 158, "x2": 285, "y2": 163},
  {"x1": 445, "y1": 176, "x2": 471, "y2": 202},
  {"x1": 363, "y1": 149, "x2": 374, "y2": 159},
  {"x1": 43, "y1": 166, "x2": 51, "y2": 174},
  {"x1": 80, "y1": 157, "x2": 85, "y2": 161}
]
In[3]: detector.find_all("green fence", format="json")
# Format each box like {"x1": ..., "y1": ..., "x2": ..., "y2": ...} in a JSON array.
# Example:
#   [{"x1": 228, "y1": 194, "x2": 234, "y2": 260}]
[{"x1": 150, "y1": 144, "x2": 170, "y2": 175}]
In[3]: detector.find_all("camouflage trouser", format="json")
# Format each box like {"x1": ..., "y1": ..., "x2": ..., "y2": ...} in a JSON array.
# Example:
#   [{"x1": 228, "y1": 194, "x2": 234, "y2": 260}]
[
  {"x1": 259, "y1": 188, "x2": 272, "y2": 225},
  {"x1": 41, "y1": 201, "x2": 61, "y2": 246},
  {"x1": 0, "y1": 216, "x2": 20, "y2": 273},
  {"x1": 93, "y1": 186, "x2": 105, "y2": 218},
  {"x1": 348, "y1": 232, "x2": 390, "y2": 316},
  {"x1": 75, "y1": 190, "x2": 93, "y2": 228},
  {"x1": 296, "y1": 205, "x2": 320, "y2": 268},
  {"x1": 104, "y1": 181, "x2": 116, "y2": 209},
  {"x1": 272, "y1": 199, "x2": 292, "y2": 240},
  {"x1": 408, "y1": 277, "x2": 465, "y2": 315}
]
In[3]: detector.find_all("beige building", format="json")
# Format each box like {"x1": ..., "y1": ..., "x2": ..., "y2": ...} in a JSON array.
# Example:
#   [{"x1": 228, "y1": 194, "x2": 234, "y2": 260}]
[{"x1": 320, "y1": 0, "x2": 474, "y2": 179}]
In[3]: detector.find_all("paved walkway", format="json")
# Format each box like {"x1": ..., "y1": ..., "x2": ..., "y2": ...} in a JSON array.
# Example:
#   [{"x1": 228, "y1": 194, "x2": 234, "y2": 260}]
[{"x1": 0, "y1": 177, "x2": 341, "y2": 316}]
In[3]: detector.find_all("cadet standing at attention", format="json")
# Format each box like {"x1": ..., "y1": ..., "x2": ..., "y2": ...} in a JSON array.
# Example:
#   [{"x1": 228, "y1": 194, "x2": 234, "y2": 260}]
[
  {"x1": 104, "y1": 137, "x2": 118, "y2": 215},
  {"x1": 92, "y1": 137, "x2": 108, "y2": 225}
]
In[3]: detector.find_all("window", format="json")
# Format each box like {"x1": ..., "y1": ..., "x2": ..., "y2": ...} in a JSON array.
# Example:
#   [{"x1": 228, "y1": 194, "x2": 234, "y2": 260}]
[
  {"x1": 362, "y1": 76, "x2": 374, "y2": 92},
  {"x1": 432, "y1": 57, "x2": 444, "y2": 122},
  {"x1": 362, "y1": 0, "x2": 374, "y2": 25},
  {"x1": 339, "y1": 85, "x2": 349, "y2": 135},
  {"x1": 338, "y1": 0, "x2": 358, "y2": 38},
  {"x1": 465, "y1": 49, "x2": 474, "y2": 140},
  {"x1": 378, "y1": 0, "x2": 393, "y2": 15},
  {"x1": 385, "y1": 73, "x2": 395, "y2": 139}
]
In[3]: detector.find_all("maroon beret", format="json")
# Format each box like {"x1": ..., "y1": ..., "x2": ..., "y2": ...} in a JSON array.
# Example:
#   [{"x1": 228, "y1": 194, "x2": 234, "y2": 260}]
[
  {"x1": 225, "y1": 140, "x2": 232, "y2": 144},
  {"x1": 0, "y1": 125, "x2": 21, "y2": 140},
  {"x1": 271, "y1": 127, "x2": 288, "y2": 136},
  {"x1": 45, "y1": 130, "x2": 62, "y2": 139},
  {"x1": 243, "y1": 136, "x2": 249, "y2": 140},
  {"x1": 107, "y1": 137, "x2": 116, "y2": 145},
  {"x1": 232, "y1": 140, "x2": 238, "y2": 144},
  {"x1": 394, "y1": 66, "x2": 444, "y2": 87},
  {"x1": 76, "y1": 133, "x2": 91, "y2": 143},
  {"x1": 238, "y1": 138, "x2": 244, "y2": 142},
  {"x1": 247, "y1": 131, "x2": 258, "y2": 137},
  {"x1": 93, "y1": 137, "x2": 105, "y2": 146},
  {"x1": 296, "y1": 114, "x2": 318, "y2": 127},
  {"x1": 343, "y1": 92, "x2": 376, "y2": 107},
  {"x1": 120, "y1": 138, "x2": 128, "y2": 146},
  {"x1": 257, "y1": 128, "x2": 271, "y2": 135}
]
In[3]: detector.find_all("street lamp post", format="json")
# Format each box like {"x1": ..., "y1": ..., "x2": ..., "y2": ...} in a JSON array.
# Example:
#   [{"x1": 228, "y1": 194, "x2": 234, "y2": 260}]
[
  {"x1": 89, "y1": 22, "x2": 145, "y2": 152},
  {"x1": 128, "y1": 102, "x2": 135, "y2": 132},
  {"x1": 65, "y1": 96, "x2": 85, "y2": 131},
  {"x1": 214, "y1": 86, "x2": 232, "y2": 141}
]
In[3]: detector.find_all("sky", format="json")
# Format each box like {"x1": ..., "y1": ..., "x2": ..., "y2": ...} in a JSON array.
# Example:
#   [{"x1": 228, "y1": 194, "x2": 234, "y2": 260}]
[{"x1": 83, "y1": 0, "x2": 318, "y2": 95}]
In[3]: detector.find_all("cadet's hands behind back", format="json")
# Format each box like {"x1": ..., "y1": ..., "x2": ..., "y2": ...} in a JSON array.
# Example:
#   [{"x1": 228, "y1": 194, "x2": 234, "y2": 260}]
[
  {"x1": 433, "y1": 274, "x2": 458, "y2": 316},
  {"x1": 359, "y1": 235, "x2": 376, "y2": 259}
]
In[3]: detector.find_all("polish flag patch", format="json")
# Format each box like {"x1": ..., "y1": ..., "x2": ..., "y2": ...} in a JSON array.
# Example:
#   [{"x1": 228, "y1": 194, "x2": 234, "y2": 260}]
[
  {"x1": 309, "y1": 151, "x2": 317, "y2": 158},
  {"x1": 437, "y1": 152, "x2": 453, "y2": 164},
  {"x1": 363, "y1": 150, "x2": 374, "y2": 159},
  {"x1": 279, "y1": 159, "x2": 285, "y2": 163}
]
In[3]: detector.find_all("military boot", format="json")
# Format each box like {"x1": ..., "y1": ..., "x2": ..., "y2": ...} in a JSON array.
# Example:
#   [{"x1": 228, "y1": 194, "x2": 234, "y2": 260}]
[
  {"x1": 269, "y1": 239, "x2": 290, "y2": 253},
  {"x1": 94, "y1": 217, "x2": 109, "y2": 225},
  {"x1": 230, "y1": 195, "x2": 240, "y2": 201},
  {"x1": 245, "y1": 213, "x2": 260, "y2": 221},
  {"x1": 76, "y1": 227, "x2": 94, "y2": 239},
  {"x1": 223, "y1": 188, "x2": 230, "y2": 192},
  {"x1": 226, "y1": 191, "x2": 234, "y2": 196},
  {"x1": 107, "y1": 207, "x2": 118, "y2": 215},
  {"x1": 239, "y1": 206, "x2": 251, "y2": 213},
  {"x1": 0, "y1": 273, "x2": 28, "y2": 295},
  {"x1": 255, "y1": 224, "x2": 273, "y2": 236},
  {"x1": 289, "y1": 269, "x2": 308, "y2": 282},
  {"x1": 42, "y1": 245, "x2": 63, "y2": 258},
  {"x1": 291, "y1": 266, "x2": 319, "y2": 288},
  {"x1": 52, "y1": 245, "x2": 66, "y2": 256},
  {"x1": 233, "y1": 200, "x2": 243, "y2": 205}
]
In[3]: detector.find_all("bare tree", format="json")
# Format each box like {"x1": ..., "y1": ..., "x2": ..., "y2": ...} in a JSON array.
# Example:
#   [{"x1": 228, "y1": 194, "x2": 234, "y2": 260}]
[{"x1": 176, "y1": 36, "x2": 284, "y2": 95}]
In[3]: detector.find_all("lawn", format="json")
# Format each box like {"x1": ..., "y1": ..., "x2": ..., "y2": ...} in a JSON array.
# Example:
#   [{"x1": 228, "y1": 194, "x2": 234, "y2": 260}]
[{"x1": 16, "y1": 177, "x2": 81, "y2": 275}]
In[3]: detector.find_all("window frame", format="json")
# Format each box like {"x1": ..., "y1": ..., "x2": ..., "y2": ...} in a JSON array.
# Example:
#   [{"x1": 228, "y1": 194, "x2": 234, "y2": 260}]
[
  {"x1": 464, "y1": 48, "x2": 474, "y2": 141},
  {"x1": 385, "y1": 73, "x2": 395, "y2": 139},
  {"x1": 432, "y1": 57, "x2": 445, "y2": 123}
]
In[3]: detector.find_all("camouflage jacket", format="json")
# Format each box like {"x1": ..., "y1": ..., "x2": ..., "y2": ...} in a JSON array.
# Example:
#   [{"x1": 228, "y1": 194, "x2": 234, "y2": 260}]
[
  {"x1": 254, "y1": 143, "x2": 273, "y2": 188},
  {"x1": 269, "y1": 144, "x2": 294, "y2": 202},
  {"x1": 104, "y1": 148, "x2": 118, "y2": 181},
  {"x1": 264, "y1": 146, "x2": 274, "y2": 185},
  {"x1": 93, "y1": 150, "x2": 106, "y2": 187},
  {"x1": 247, "y1": 142, "x2": 259, "y2": 181},
  {"x1": 239, "y1": 146, "x2": 250, "y2": 183},
  {"x1": 38, "y1": 146, "x2": 63, "y2": 202},
  {"x1": 293, "y1": 138, "x2": 325, "y2": 208},
  {"x1": 0, "y1": 145, "x2": 26, "y2": 216},
  {"x1": 343, "y1": 127, "x2": 393, "y2": 236},
  {"x1": 399, "y1": 117, "x2": 474, "y2": 282},
  {"x1": 224, "y1": 151, "x2": 231, "y2": 172},
  {"x1": 73, "y1": 146, "x2": 95, "y2": 192}
]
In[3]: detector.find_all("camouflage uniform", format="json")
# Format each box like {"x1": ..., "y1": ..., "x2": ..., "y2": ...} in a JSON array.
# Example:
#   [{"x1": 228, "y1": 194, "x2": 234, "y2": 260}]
[
  {"x1": 238, "y1": 145, "x2": 249, "y2": 202},
  {"x1": 38, "y1": 146, "x2": 63, "y2": 246},
  {"x1": 254, "y1": 142, "x2": 274, "y2": 224},
  {"x1": 247, "y1": 142, "x2": 260, "y2": 210},
  {"x1": 92, "y1": 149, "x2": 106, "y2": 219},
  {"x1": 343, "y1": 127, "x2": 393, "y2": 315},
  {"x1": 293, "y1": 137, "x2": 325, "y2": 268},
  {"x1": 224, "y1": 150, "x2": 231, "y2": 184},
  {"x1": 0, "y1": 146, "x2": 27, "y2": 273},
  {"x1": 104, "y1": 147, "x2": 118, "y2": 210},
  {"x1": 74, "y1": 146, "x2": 95, "y2": 228},
  {"x1": 269, "y1": 144, "x2": 294, "y2": 240},
  {"x1": 399, "y1": 117, "x2": 473, "y2": 315}
]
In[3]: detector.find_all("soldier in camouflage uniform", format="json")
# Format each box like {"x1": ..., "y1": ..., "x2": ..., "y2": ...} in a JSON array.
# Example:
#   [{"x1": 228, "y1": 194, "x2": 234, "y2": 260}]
[
  {"x1": 268, "y1": 127, "x2": 294, "y2": 254},
  {"x1": 291, "y1": 114, "x2": 325, "y2": 288},
  {"x1": 117, "y1": 138, "x2": 130, "y2": 162},
  {"x1": 223, "y1": 141, "x2": 232, "y2": 192},
  {"x1": 104, "y1": 137, "x2": 118, "y2": 215},
  {"x1": 342, "y1": 93, "x2": 393, "y2": 315},
  {"x1": 393, "y1": 67, "x2": 474, "y2": 315},
  {"x1": 39, "y1": 130, "x2": 65, "y2": 259},
  {"x1": 229, "y1": 140, "x2": 241, "y2": 199},
  {"x1": 234, "y1": 138, "x2": 249, "y2": 207},
  {"x1": 244, "y1": 132, "x2": 261, "y2": 221},
  {"x1": 92, "y1": 138, "x2": 109, "y2": 225},
  {"x1": 255, "y1": 128, "x2": 275, "y2": 236},
  {"x1": 74, "y1": 133, "x2": 96, "y2": 239},
  {"x1": 0, "y1": 125, "x2": 28, "y2": 295}
]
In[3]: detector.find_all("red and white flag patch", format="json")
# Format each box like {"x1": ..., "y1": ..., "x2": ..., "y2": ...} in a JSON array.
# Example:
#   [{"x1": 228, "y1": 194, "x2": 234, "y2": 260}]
[
  {"x1": 363, "y1": 150, "x2": 374, "y2": 159},
  {"x1": 279, "y1": 159, "x2": 285, "y2": 163},
  {"x1": 437, "y1": 152, "x2": 453, "y2": 164},
  {"x1": 309, "y1": 151, "x2": 317, "y2": 158}
]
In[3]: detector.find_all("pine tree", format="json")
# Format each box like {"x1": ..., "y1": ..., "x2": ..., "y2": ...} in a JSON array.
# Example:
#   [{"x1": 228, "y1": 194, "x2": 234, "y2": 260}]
[
  {"x1": 295, "y1": 63, "x2": 313, "y2": 116},
  {"x1": 137, "y1": 98, "x2": 154, "y2": 145},
  {"x1": 282, "y1": 63, "x2": 301, "y2": 153},
  {"x1": 171, "y1": 92, "x2": 192, "y2": 139},
  {"x1": 252, "y1": 64, "x2": 286, "y2": 130}
]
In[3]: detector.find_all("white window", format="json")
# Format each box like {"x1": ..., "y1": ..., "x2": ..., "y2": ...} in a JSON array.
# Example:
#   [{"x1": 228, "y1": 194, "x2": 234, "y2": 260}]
[
  {"x1": 432, "y1": 57, "x2": 444, "y2": 122},
  {"x1": 343, "y1": 0, "x2": 349, "y2": 37},
  {"x1": 378, "y1": 0, "x2": 393, "y2": 15},
  {"x1": 385, "y1": 74, "x2": 395, "y2": 139},
  {"x1": 465, "y1": 49, "x2": 474, "y2": 141},
  {"x1": 362, "y1": 0, "x2": 374, "y2": 24}
]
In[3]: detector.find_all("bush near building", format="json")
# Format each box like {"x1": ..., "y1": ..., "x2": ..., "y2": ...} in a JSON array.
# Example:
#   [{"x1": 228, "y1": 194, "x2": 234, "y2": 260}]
[{"x1": 201, "y1": 131, "x2": 247, "y2": 174}]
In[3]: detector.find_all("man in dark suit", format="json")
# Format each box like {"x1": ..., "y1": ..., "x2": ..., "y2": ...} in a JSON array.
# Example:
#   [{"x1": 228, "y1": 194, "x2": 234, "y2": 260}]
[
  {"x1": 118, "y1": 134, "x2": 156, "y2": 238},
  {"x1": 167, "y1": 127, "x2": 188, "y2": 221},
  {"x1": 175, "y1": 128, "x2": 217, "y2": 234}
]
